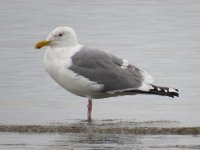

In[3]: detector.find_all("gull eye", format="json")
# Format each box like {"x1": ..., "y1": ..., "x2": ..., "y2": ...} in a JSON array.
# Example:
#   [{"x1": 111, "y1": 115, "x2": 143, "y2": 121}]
[{"x1": 58, "y1": 33, "x2": 63, "y2": 37}]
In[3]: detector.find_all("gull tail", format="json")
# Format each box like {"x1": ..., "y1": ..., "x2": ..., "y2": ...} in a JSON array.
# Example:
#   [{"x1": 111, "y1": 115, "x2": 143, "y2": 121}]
[{"x1": 136, "y1": 84, "x2": 179, "y2": 98}]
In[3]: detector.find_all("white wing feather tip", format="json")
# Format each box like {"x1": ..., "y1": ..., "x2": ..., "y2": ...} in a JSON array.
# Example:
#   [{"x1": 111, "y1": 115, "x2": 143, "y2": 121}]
[{"x1": 140, "y1": 69, "x2": 154, "y2": 84}]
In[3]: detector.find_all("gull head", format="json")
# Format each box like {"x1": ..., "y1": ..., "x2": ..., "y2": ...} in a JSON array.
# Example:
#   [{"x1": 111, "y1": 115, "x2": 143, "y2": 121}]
[{"x1": 35, "y1": 27, "x2": 79, "y2": 49}]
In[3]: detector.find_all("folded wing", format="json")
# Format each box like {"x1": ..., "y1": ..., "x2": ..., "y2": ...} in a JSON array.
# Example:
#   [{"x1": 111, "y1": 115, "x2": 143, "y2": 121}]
[{"x1": 69, "y1": 46, "x2": 153, "y2": 92}]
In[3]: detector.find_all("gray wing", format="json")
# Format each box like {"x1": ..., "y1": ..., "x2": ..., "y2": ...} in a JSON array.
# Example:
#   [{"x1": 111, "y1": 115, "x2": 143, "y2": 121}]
[{"x1": 69, "y1": 46, "x2": 153, "y2": 92}]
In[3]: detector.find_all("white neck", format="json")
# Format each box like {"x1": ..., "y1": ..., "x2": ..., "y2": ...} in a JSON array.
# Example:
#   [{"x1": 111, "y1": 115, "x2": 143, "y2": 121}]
[{"x1": 45, "y1": 44, "x2": 83, "y2": 60}]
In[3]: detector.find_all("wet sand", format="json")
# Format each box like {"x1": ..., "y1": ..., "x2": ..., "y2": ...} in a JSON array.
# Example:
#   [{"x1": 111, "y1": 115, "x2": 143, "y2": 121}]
[{"x1": 0, "y1": 120, "x2": 200, "y2": 135}]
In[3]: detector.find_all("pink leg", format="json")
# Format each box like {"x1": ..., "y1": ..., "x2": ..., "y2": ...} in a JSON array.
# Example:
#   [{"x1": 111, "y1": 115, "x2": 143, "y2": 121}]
[{"x1": 87, "y1": 99, "x2": 92, "y2": 122}]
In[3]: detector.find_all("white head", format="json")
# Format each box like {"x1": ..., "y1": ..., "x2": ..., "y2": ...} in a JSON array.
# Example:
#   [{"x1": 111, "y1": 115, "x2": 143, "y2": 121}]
[{"x1": 35, "y1": 26, "x2": 79, "y2": 49}]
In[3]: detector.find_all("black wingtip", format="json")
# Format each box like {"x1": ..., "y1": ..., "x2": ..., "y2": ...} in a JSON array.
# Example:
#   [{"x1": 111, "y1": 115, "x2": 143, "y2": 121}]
[
  {"x1": 150, "y1": 85, "x2": 179, "y2": 98},
  {"x1": 171, "y1": 92, "x2": 179, "y2": 98},
  {"x1": 168, "y1": 88, "x2": 179, "y2": 98}
]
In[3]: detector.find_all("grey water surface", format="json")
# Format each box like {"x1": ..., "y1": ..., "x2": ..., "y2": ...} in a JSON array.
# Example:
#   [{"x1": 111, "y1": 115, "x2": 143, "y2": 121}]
[
  {"x1": 0, "y1": 0, "x2": 200, "y2": 149},
  {"x1": 0, "y1": 132, "x2": 200, "y2": 150}
]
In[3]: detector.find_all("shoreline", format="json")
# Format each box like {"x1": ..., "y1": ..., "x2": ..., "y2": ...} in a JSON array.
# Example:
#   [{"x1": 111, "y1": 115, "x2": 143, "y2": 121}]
[{"x1": 0, "y1": 124, "x2": 199, "y2": 135}]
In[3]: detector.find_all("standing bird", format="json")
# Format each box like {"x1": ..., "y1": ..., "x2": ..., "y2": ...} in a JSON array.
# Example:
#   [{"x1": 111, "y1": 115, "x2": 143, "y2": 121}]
[{"x1": 35, "y1": 27, "x2": 179, "y2": 122}]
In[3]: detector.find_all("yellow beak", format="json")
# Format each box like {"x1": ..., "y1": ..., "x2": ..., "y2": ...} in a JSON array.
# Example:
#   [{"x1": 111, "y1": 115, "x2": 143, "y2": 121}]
[{"x1": 35, "y1": 40, "x2": 51, "y2": 49}]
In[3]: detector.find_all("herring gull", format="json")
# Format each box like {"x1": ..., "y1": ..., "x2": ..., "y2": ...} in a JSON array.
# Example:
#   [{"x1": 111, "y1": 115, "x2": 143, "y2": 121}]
[{"x1": 35, "y1": 26, "x2": 179, "y2": 122}]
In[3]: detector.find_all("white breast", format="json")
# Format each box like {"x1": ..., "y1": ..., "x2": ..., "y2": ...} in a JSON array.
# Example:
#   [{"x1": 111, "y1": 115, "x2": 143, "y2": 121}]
[{"x1": 43, "y1": 45, "x2": 103, "y2": 98}]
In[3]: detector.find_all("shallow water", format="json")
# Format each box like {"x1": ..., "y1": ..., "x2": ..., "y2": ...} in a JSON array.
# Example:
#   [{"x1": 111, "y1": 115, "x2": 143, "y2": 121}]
[
  {"x1": 0, "y1": 0, "x2": 200, "y2": 126},
  {"x1": 0, "y1": 0, "x2": 200, "y2": 149},
  {"x1": 0, "y1": 132, "x2": 200, "y2": 150}
]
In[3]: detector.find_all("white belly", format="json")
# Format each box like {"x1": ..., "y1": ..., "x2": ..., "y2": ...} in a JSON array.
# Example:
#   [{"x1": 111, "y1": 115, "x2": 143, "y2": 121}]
[{"x1": 43, "y1": 48, "x2": 103, "y2": 98}]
